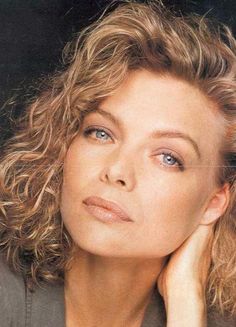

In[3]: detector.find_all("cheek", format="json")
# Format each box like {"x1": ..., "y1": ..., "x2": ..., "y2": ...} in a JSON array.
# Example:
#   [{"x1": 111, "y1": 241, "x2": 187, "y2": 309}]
[
  {"x1": 60, "y1": 140, "x2": 104, "y2": 225},
  {"x1": 136, "y1": 175, "x2": 207, "y2": 255},
  {"x1": 62, "y1": 140, "x2": 100, "y2": 191}
]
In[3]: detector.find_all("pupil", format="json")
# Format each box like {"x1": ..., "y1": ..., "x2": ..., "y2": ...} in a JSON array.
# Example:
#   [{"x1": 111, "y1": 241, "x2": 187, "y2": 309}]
[
  {"x1": 97, "y1": 131, "x2": 107, "y2": 139},
  {"x1": 164, "y1": 154, "x2": 175, "y2": 165}
]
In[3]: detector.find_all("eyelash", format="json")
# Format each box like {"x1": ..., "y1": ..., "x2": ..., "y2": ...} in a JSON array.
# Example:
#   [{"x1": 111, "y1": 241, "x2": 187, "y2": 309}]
[
  {"x1": 83, "y1": 127, "x2": 113, "y2": 142},
  {"x1": 157, "y1": 151, "x2": 184, "y2": 171},
  {"x1": 83, "y1": 127, "x2": 184, "y2": 171}
]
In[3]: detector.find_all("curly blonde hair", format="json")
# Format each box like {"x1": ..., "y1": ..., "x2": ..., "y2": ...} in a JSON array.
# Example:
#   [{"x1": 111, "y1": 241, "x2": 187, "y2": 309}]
[{"x1": 0, "y1": 0, "x2": 236, "y2": 316}]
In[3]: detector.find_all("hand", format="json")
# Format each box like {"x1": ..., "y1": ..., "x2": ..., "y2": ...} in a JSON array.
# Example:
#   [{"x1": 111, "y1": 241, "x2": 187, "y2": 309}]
[{"x1": 157, "y1": 224, "x2": 214, "y2": 326}]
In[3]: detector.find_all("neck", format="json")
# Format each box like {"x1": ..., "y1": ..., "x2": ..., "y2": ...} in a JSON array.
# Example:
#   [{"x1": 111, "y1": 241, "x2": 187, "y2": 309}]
[{"x1": 64, "y1": 247, "x2": 166, "y2": 327}]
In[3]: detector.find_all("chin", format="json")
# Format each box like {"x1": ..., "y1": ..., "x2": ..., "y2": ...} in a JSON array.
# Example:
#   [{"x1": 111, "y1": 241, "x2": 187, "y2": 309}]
[
  {"x1": 68, "y1": 229, "x2": 170, "y2": 260},
  {"x1": 62, "y1": 213, "x2": 180, "y2": 259},
  {"x1": 68, "y1": 227, "x2": 132, "y2": 258}
]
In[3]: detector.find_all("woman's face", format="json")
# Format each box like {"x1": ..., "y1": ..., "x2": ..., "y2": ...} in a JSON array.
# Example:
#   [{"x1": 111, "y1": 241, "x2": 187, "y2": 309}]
[{"x1": 60, "y1": 70, "x2": 225, "y2": 258}]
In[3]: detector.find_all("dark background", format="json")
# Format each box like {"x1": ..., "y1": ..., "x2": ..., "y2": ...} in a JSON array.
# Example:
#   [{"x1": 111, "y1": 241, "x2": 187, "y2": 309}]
[{"x1": 0, "y1": 0, "x2": 236, "y2": 144}]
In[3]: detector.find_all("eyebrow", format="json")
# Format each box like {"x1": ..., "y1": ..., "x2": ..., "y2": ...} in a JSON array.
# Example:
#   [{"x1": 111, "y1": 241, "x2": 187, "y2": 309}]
[
  {"x1": 84, "y1": 107, "x2": 201, "y2": 159},
  {"x1": 149, "y1": 130, "x2": 201, "y2": 159}
]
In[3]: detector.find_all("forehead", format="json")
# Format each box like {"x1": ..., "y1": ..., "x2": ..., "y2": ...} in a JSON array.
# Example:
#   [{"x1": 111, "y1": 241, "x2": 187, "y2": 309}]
[
  {"x1": 96, "y1": 70, "x2": 225, "y2": 161},
  {"x1": 101, "y1": 70, "x2": 224, "y2": 137}
]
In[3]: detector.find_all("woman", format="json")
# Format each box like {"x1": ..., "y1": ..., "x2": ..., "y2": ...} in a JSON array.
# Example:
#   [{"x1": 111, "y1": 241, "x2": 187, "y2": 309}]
[{"x1": 0, "y1": 1, "x2": 236, "y2": 326}]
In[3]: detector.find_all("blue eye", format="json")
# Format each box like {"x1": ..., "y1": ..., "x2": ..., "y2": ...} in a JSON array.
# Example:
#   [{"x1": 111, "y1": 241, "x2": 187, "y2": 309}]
[
  {"x1": 83, "y1": 127, "x2": 112, "y2": 142},
  {"x1": 95, "y1": 129, "x2": 109, "y2": 140},
  {"x1": 159, "y1": 152, "x2": 184, "y2": 171},
  {"x1": 162, "y1": 153, "x2": 177, "y2": 165}
]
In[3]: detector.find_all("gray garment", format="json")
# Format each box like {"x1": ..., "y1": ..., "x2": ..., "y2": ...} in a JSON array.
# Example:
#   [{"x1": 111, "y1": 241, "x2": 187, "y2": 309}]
[{"x1": 0, "y1": 256, "x2": 235, "y2": 327}]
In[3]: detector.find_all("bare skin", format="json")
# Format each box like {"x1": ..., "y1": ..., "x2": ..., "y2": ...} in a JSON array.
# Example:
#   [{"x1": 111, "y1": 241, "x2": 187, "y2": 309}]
[
  {"x1": 158, "y1": 224, "x2": 216, "y2": 327},
  {"x1": 65, "y1": 251, "x2": 166, "y2": 327},
  {"x1": 61, "y1": 70, "x2": 229, "y2": 326},
  {"x1": 64, "y1": 224, "x2": 219, "y2": 327}
]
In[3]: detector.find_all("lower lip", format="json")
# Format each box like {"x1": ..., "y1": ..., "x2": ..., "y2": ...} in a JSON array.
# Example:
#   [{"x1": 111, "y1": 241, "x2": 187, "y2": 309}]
[{"x1": 83, "y1": 204, "x2": 132, "y2": 223}]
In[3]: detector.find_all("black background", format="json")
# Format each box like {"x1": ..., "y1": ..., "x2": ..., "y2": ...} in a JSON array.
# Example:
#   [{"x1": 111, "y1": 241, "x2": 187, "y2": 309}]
[{"x1": 0, "y1": 0, "x2": 236, "y2": 144}]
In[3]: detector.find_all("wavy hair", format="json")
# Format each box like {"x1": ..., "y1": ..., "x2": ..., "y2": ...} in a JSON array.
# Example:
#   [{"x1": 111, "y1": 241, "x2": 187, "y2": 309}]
[{"x1": 0, "y1": 0, "x2": 236, "y2": 315}]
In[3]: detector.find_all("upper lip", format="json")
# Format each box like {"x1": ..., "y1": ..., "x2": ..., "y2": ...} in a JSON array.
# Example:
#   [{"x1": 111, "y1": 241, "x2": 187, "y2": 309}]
[{"x1": 82, "y1": 196, "x2": 133, "y2": 222}]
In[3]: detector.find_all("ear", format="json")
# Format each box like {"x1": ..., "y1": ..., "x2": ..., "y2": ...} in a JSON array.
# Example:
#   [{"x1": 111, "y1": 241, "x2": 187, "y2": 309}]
[{"x1": 200, "y1": 183, "x2": 230, "y2": 225}]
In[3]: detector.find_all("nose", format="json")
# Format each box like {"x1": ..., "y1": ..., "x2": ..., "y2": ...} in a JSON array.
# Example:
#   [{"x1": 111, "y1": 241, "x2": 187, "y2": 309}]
[{"x1": 99, "y1": 148, "x2": 136, "y2": 191}]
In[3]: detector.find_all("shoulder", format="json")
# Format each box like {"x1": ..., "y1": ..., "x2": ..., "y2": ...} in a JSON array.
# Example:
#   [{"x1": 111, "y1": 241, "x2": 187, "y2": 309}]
[
  {"x1": 0, "y1": 254, "x2": 65, "y2": 327},
  {"x1": 0, "y1": 254, "x2": 26, "y2": 325}
]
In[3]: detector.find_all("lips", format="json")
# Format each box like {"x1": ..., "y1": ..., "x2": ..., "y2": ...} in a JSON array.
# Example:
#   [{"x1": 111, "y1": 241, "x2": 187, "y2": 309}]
[{"x1": 82, "y1": 196, "x2": 133, "y2": 222}]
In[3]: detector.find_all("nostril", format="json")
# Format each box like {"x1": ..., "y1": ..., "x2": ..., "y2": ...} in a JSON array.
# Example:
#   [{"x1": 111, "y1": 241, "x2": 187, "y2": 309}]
[{"x1": 117, "y1": 179, "x2": 126, "y2": 186}]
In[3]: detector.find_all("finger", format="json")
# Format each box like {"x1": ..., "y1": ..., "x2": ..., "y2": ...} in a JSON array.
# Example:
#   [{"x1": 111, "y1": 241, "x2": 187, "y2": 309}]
[{"x1": 185, "y1": 224, "x2": 214, "y2": 252}]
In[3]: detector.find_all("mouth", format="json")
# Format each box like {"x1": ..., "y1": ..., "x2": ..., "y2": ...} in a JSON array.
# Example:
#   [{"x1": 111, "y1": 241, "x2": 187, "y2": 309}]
[{"x1": 82, "y1": 196, "x2": 133, "y2": 223}]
